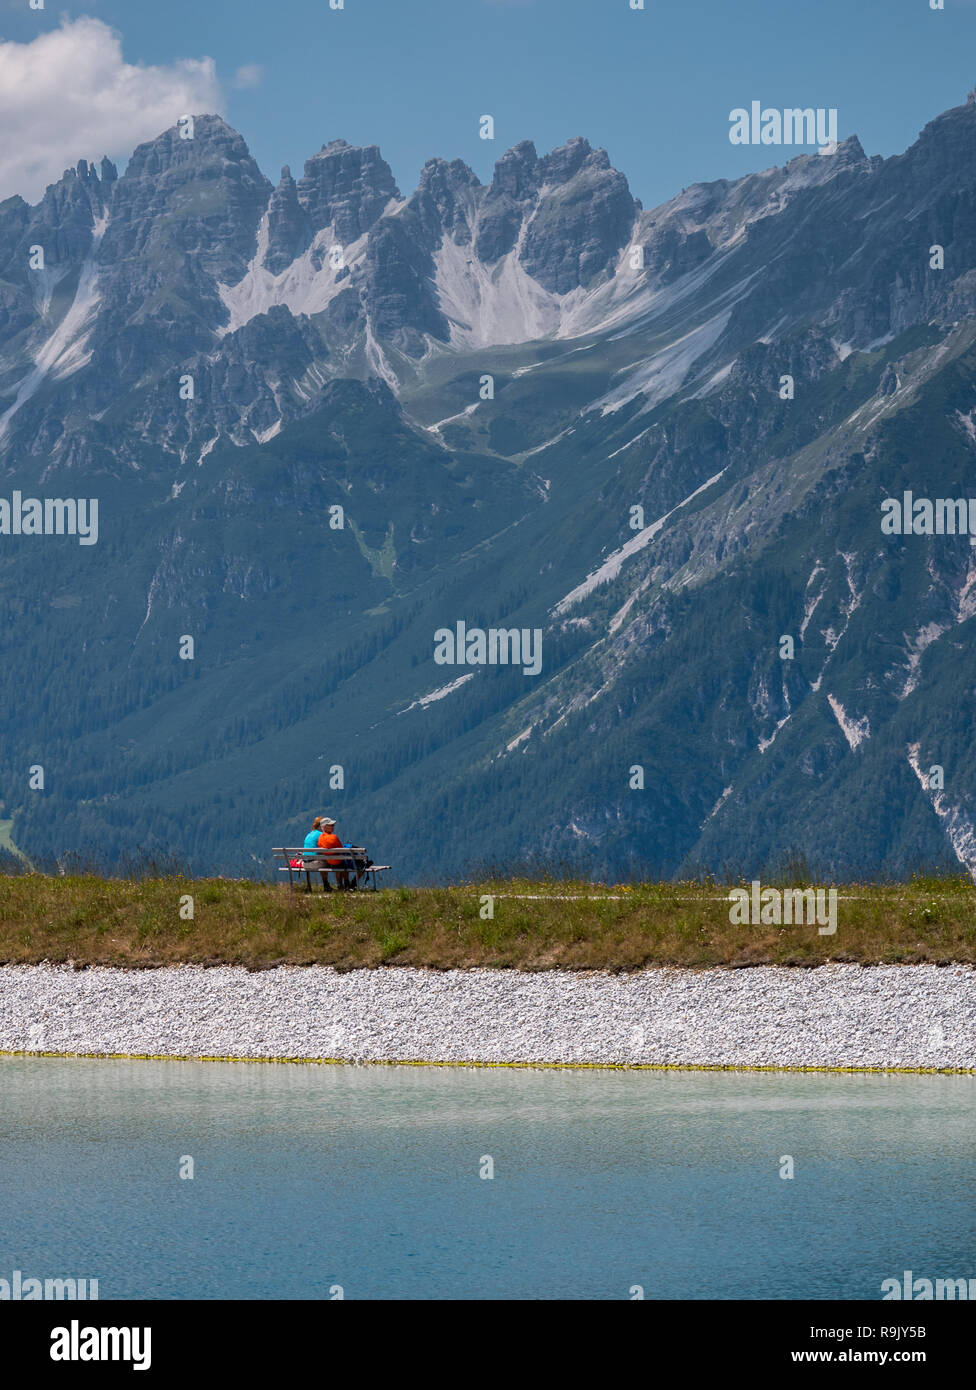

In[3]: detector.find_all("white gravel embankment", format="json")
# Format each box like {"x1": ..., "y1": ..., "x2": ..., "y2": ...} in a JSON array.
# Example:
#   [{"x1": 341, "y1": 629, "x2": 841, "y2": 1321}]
[{"x1": 0, "y1": 962, "x2": 974, "y2": 1069}]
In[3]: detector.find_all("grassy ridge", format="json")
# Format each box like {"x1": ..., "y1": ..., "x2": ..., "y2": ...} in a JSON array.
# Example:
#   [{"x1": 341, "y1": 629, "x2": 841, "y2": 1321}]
[{"x1": 0, "y1": 874, "x2": 974, "y2": 970}]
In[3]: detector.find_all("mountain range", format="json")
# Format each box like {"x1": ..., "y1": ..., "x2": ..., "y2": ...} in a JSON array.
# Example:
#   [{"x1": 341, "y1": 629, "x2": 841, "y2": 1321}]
[{"x1": 2, "y1": 91, "x2": 976, "y2": 882}]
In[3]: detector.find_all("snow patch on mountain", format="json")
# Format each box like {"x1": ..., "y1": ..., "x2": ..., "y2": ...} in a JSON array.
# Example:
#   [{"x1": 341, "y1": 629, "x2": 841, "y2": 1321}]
[
  {"x1": 432, "y1": 235, "x2": 564, "y2": 348},
  {"x1": 594, "y1": 309, "x2": 733, "y2": 416},
  {"x1": 908, "y1": 742, "x2": 976, "y2": 880},
  {"x1": 0, "y1": 213, "x2": 108, "y2": 444},
  {"x1": 957, "y1": 559, "x2": 976, "y2": 623},
  {"x1": 399, "y1": 672, "x2": 476, "y2": 713},
  {"x1": 811, "y1": 553, "x2": 863, "y2": 689},
  {"x1": 955, "y1": 408, "x2": 976, "y2": 444},
  {"x1": 364, "y1": 320, "x2": 399, "y2": 390},
  {"x1": 426, "y1": 402, "x2": 480, "y2": 435},
  {"x1": 197, "y1": 435, "x2": 219, "y2": 465},
  {"x1": 691, "y1": 360, "x2": 736, "y2": 398},
  {"x1": 898, "y1": 621, "x2": 948, "y2": 699},
  {"x1": 217, "y1": 204, "x2": 390, "y2": 334},
  {"x1": 828, "y1": 695, "x2": 869, "y2": 750},
  {"x1": 551, "y1": 469, "x2": 725, "y2": 616},
  {"x1": 704, "y1": 785, "x2": 733, "y2": 823},
  {"x1": 431, "y1": 201, "x2": 744, "y2": 354},
  {"x1": 253, "y1": 420, "x2": 282, "y2": 443},
  {"x1": 607, "y1": 427, "x2": 653, "y2": 460},
  {"x1": 429, "y1": 213, "x2": 668, "y2": 350},
  {"x1": 758, "y1": 716, "x2": 791, "y2": 754},
  {"x1": 29, "y1": 264, "x2": 71, "y2": 318},
  {"x1": 608, "y1": 582, "x2": 646, "y2": 635},
  {"x1": 800, "y1": 562, "x2": 827, "y2": 639}
]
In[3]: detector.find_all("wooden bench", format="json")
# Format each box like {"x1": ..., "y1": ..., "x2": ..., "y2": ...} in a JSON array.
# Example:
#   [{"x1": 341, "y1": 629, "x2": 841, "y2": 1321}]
[{"x1": 272, "y1": 847, "x2": 391, "y2": 892}]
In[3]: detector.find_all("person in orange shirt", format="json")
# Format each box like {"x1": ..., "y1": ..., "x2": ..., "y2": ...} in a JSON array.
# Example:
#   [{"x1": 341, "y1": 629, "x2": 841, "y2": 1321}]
[{"x1": 317, "y1": 817, "x2": 349, "y2": 889}]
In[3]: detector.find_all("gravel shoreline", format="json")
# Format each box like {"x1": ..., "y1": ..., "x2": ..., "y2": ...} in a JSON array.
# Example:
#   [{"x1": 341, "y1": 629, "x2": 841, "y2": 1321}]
[{"x1": 0, "y1": 962, "x2": 974, "y2": 1070}]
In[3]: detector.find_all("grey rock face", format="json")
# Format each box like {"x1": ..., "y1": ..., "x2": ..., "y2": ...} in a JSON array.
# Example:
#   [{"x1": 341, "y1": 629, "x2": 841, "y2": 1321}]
[
  {"x1": 19, "y1": 163, "x2": 105, "y2": 266},
  {"x1": 653, "y1": 225, "x2": 713, "y2": 284},
  {"x1": 362, "y1": 213, "x2": 448, "y2": 352},
  {"x1": 414, "y1": 157, "x2": 481, "y2": 247},
  {"x1": 135, "y1": 305, "x2": 330, "y2": 457},
  {"x1": 86, "y1": 114, "x2": 271, "y2": 385},
  {"x1": 264, "y1": 166, "x2": 309, "y2": 275},
  {"x1": 0, "y1": 164, "x2": 107, "y2": 392},
  {"x1": 879, "y1": 362, "x2": 898, "y2": 396},
  {"x1": 101, "y1": 114, "x2": 270, "y2": 281},
  {"x1": 471, "y1": 136, "x2": 637, "y2": 292},
  {"x1": 296, "y1": 140, "x2": 399, "y2": 244},
  {"x1": 474, "y1": 141, "x2": 541, "y2": 263},
  {"x1": 521, "y1": 140, "x2": 638, "y2": 293},
  {"x1": 0, "y1": 196, "x2": 36, "y2": 343}
]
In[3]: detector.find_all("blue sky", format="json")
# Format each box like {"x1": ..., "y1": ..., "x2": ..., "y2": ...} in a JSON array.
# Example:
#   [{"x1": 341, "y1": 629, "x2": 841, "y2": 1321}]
[{"x1": 1, "y1": 0, "x2": 975, "y2": 205}]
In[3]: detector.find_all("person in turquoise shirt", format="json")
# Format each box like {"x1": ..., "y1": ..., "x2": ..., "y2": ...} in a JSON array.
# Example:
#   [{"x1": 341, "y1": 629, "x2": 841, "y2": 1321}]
[{"x1": 303, "y1": 817, "x2": 324, "y2": 862}]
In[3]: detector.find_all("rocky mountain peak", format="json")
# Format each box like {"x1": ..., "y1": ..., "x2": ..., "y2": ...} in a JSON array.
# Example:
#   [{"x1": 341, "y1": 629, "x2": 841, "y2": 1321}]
[
  {"x1": 892, "y1": 91, "x2": 976, "y2": 193},
  {"x1": 87, "y1": 116, "x2": 271, "y2": 373},
  {"x1": 414, "y1": 157, "x2": 481, "y2": 245},
  {"x1": 914, "y1": 90, "x2": 976, "y2": 149},
  {"x1": 839, "y1": 133, "x2": 866, "y2": 158},
  {"x1": 24, "y1": 160, "x2": 109, "y2": 258},
  {"x1": 539, "y1": 136, "x2": 608, "y2": 185},
  {"x1": 264, "y1": 164, "x2": 306, "y2": 274},
  {"x1": 520, "y1": 140, "x2": 637, "y2": 293},
  {"x1": 769, "y1": 133, "x2": 872, "y2": 195},
  {"x1": 488, "y1": 141, "x2": 541, "y2": 200},
  {"x1": 124, "y1": 114, "x2": 257, "y2": 180},
  {"x1": 417, "y1": 156, "x2": 480, "y2": 195},
  {"x1": 296, "y1": 140, "x2": 400, "y2": 243}
]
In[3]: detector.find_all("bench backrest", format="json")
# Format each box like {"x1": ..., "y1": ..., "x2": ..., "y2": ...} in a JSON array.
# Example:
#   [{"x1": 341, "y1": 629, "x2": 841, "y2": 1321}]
[{"x1": 273, "y1": 846, "x2": 365, "y2": 862}]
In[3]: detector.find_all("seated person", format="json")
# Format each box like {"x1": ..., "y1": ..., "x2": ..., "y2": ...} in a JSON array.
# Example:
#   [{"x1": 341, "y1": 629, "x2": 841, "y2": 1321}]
[
  {"x1": 317, "y1": 817, "x2": 349, "y2": 889},
  {"x1": 303, "y1": 817, "x2": 325, "y2": 863}
]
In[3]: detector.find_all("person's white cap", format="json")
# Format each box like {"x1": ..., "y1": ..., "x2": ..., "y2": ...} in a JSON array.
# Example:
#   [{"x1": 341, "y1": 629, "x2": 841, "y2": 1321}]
[{"x1": 320, "y1": 817, "x2": 336, "y2": 827}]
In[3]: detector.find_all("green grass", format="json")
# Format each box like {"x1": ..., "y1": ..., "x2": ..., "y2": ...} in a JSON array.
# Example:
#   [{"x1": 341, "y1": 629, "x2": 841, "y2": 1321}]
[
  {"x1": 348, "y1": 518, "x2": 396, "y2": 581},
  {"x1": 0, "y1": 873, "x2": 973, "y2": 971}
]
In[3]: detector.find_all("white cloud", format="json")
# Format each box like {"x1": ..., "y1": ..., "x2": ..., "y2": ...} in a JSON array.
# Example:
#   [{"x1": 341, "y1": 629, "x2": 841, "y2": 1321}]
[
  {"x1": 233, "y1": 64, "x2": 264, "y2": 91},
  {"x1": 0, "y1": 17, "x2": 223, "y2": 203}
]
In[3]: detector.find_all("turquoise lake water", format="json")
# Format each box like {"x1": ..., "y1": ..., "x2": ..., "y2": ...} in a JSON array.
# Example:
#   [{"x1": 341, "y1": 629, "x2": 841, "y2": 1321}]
[{"x1": 0, "y1": 1057, "x2": 973, "y2": 1300}]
